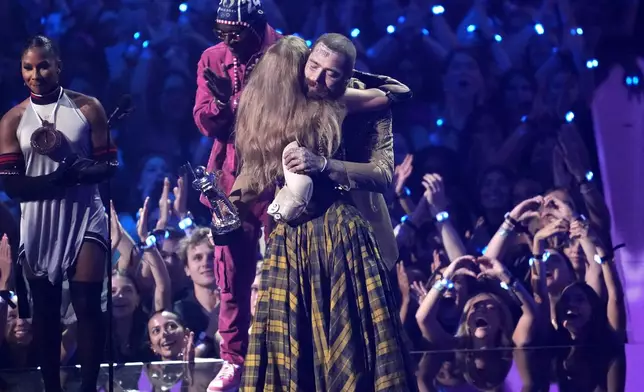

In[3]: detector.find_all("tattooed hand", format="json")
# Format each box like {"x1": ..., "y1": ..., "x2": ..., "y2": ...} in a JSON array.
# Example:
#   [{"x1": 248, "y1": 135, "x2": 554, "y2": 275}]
[{"x1": 283, "y1": 147, "x2": 326, "y2": 175}]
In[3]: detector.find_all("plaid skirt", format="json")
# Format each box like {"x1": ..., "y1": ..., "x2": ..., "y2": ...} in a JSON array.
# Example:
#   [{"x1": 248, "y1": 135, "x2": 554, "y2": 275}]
[{"x1": 241, "y1": 201, "x2": 416, "y2": 392}]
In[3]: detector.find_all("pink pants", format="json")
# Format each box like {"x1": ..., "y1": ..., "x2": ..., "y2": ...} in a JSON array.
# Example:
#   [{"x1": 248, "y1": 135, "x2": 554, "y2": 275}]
[{"x1": 214, "y1": 193, "x2": 271, "y2": 365}]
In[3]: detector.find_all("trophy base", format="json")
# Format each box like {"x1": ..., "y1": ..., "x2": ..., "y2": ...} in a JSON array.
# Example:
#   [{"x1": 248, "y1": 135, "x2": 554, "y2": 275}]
[
  {"x1": 210, "y1": 219, "x2": 242, "y2": 236},
  {"x1": 210, "y1": 223, "x2": 243, "y2": 246}
]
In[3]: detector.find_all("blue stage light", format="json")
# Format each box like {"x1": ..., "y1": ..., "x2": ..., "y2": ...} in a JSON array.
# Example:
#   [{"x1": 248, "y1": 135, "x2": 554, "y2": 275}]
[
  {"x1": 432, "y1": 5, "x2": 445, "y2": 15},
  {"x1": 306, "y1": 40, "x2": 312, "y2": 47},
  {"x1": 421, "y1": 28, "x2": 429, "y2": 36},
  {"x1": 398, "y1": 16, "x2": 406, "y2": 24},
  {"x1": 387, "y1": 25, "x2": 396, "y2": 34},
  {"x1": 142, "y1": 40, "x2": 149, "y2": 48},
  {"x1": 534, "y1": 23, "x2": 545, "y2": 35},
  {"x1": 436, "y1": 118, "x2": 444, "y2": 127},
  {"x1": 466, "y1": 24, "x2": 476, "y2": 33},
  {"x1": 350, "y1": 28, "x2": 360, "y2": 38},
  {"x1": 494, "y1": 34, "x2": 502, "y2": 42},
  {"x1": 179, "y1": 3, "x2": 188, "y2": 12},
  {"x1": 133, "y1": 31, "x2": 141, "y2": 40},
  {"x1": 275, "y1": 29, "x2": 283, "y2": 34},
  {"x1": 565, "y1": 111, "x2": 575, "y2": 123}
]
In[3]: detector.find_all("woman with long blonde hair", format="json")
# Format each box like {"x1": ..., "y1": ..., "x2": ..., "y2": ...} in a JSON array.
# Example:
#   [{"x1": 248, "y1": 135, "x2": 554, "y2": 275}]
[
  {"x1": 416, "y1": 256, "x2": 538, "y2": 351},
  {"x1": 228, "y1": 35, "x2": 416, "y2": 391}
]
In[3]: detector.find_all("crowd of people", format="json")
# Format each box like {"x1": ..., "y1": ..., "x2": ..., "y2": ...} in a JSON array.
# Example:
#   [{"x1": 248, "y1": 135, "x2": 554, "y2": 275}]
[{"x1": 0, "y1": 0, "x2": 639, "y2": 391}]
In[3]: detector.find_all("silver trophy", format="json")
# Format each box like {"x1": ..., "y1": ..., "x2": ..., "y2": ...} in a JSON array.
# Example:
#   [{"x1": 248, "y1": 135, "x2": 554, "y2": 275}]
[{"x1": 188, "y1": 164, "x2": 241, "y2": 235}]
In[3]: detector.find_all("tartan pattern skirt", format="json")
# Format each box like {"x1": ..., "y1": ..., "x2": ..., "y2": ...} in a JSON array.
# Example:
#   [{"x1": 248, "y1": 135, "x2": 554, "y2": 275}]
[{"x1": 241, "y1": 201, "x2": 416, "y2": 392}]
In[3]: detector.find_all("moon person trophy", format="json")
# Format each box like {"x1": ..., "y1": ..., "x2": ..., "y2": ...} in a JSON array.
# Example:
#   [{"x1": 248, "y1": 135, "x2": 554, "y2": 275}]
[{"x1": 188, "y1": 163, "x2": 241, "y2": 235}]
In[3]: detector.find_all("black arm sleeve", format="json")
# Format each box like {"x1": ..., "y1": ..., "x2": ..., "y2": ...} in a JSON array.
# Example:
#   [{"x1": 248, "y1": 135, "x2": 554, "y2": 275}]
[
  {"x1": 352, "y1": 70, "x2": 413, "y2": 103},
  {"x1": 0, "y1": 153, "x2": 66, "y2": 202},
  {"x1": 2, "y1": 173, "x2": 66, "y2": 202},
  {"x1": 75, "y1": 160, "x2": 119, "y2": 184},
  {"x1": 74, "y1": 146, "x2": 119, "y2": 185}
]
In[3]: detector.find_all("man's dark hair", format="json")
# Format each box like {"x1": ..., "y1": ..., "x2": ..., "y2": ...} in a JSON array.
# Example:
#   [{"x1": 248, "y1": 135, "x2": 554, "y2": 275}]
[
  {"x1": 311, "y1": 33, "x2": 357, "y2": 74},
  {"x1": 22, "y1": 35, "x2": 60, "y2": 59}
]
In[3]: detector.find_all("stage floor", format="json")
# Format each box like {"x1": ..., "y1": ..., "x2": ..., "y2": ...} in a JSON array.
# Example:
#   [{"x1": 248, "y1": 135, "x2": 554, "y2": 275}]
[{"x1": 0, "y1": 344, "x2": 636, "y2": 391}]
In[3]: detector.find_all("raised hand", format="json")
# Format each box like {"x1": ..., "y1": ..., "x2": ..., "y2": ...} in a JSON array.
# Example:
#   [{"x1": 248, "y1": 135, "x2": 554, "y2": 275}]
[
  {"x1": 534, "y1": 218, "x2": 569, "y2": 242},
  {"x1": 109, "y1": 201, "x2": 124, "y2": 251},
  {"x1": 410, "y1": 281, "x2": 428, "y2": 303},
  {"x1": 508, "y1": 195, "x2": 543, "y2": 223},
  {"x1": 173, "y1": 175, "x2": 189, "y2": 218},
  {"x1": 442, "y1": 255, "x2": 477, "y2": 280},
  {"x1": 203, "y1": 63, "x2": 233, "y2": 103},
  {"x1": 394, "y1": 154, "x2": 413, "y2": 196},
  {"x1": 181, "y1": 329, "x2": 195, "y2": 363},
  {"x1": 477, "y1": 256, "x2": 509, "y2": 280},
  {"x1": 156, "y1": 178, "x2": 172, "y2": 230},
  {"x1": 396, "y1": 262, "x2": 410, "y2": 301},
  {"x1": 557, "y1": 123, "x2": 590, "y2": 181},
  {"x1": 0, "y1": 234, "x2": 11, "y2": 290},
  {"x1": 421, "y1": 173, "x2": 448, "y2": 213},
  {"x1": 137, "y1": 197, "x2": 151, "y2": 242},
  {"x1": 543, "y1": 194, "x2": 575, "y2": 220},
  {"x1": 569, "y1": 218, "x2": 590, "y2": 240}
]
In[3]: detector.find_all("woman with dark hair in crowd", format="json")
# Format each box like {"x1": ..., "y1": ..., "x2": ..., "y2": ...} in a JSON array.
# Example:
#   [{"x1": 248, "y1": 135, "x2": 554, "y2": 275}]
[
  {"x1": 109, "y1": 196, "x2": 173, "y2": 363},
  {"x1": 498, "y1": 69, "x2": 537, "y2": 129},
  {"x1": 0, "y1": 294, "x2": 37, "y2": 370},
  {"x1": 147, "y1": 310, "x2": 194, "y2": 361},
  {"x1": 110, "y1": 268, "x2": 156, "y2": 362},
  {"x1": 0, "y1": 35, "x2": 118, "y2": 392},
  {"x1": 549, "y1": 224, "x2": 626, "y2": 347},
  {"x1": 467, "y1": 166, "x2": 515, "y2": 255}
]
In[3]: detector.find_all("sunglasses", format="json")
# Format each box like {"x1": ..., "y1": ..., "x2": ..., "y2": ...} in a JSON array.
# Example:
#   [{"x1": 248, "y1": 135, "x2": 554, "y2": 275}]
[{"x1": 214, "y1": 29, "x2": 242, "y2": 43}]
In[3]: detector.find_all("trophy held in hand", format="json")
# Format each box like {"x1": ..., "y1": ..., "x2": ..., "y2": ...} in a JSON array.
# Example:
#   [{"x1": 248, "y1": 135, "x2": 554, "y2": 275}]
[{"x1": 188, "y1": 164, "x2": 241, "y2": 242}]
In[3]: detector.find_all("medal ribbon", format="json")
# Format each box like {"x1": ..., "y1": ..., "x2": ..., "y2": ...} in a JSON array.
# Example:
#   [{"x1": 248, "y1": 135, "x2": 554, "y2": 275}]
[{"x1": 30, "y1": 87, "x2": 64, "y2": 128}]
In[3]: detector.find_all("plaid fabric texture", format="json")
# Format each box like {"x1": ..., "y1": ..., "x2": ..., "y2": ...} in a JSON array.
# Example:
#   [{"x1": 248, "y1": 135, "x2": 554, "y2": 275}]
[{"x1": 241, "y1": 201, "x2": 416, "y2": 391}]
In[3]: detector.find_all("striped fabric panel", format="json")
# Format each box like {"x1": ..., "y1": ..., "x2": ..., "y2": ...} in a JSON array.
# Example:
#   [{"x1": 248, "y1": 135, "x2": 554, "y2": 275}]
[
  {"x1": 91, "y1": 146, "x2": 118, "y2": 161},
  {"x1": 0, "y1": 153, "x2": 25, "y2": 176},
  {"x1": 242, "y1": 201, "x2": 416, "y2": 391}
]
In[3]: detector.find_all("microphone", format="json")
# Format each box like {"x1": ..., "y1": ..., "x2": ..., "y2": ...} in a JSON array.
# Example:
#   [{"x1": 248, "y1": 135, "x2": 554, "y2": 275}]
[{"x1": 107, "y1": 95, "x2": 134, "y2": 127}]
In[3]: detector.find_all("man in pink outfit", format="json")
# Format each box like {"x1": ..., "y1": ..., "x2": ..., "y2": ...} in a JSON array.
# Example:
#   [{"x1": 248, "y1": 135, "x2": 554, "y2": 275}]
[{"x1": 192, "y1": 0, "x2": 280, "y2": 390}]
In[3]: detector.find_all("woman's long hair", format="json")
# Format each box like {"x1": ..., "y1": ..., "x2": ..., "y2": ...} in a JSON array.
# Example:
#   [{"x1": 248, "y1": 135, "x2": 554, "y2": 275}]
[
  {"x1": 455, "y1": 292, "x2": 515, "y2": 349},
  {"x1": 235, "y1": 36, "x2": 346, "y2": 192},
  {"x1": 554, "y1": 282, "x2": 611, "y2": 346}
]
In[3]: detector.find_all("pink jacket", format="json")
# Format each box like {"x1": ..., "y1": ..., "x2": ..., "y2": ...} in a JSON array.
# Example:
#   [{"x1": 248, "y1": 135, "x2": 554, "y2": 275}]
[{"x1": 193, "y1": 25, "x2": 281, "y2": 205}]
